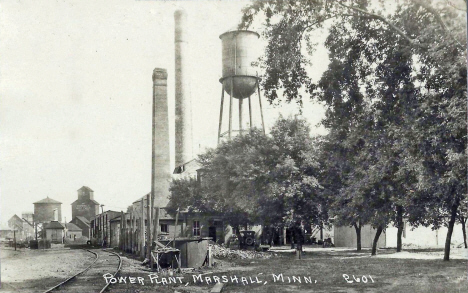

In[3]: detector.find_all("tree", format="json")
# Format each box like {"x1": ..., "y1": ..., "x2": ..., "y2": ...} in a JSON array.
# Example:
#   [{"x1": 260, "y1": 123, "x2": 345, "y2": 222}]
[
  {"x1": 168, "y1": 117, "x2": 327, "y2": 242},
  {"x1": 241, "y1": 0, "x2": 467, "y2": 259},
  {"x1": 317, "y1": 129, "x2": 369, "y2": 251},
  {"x1": 241, "y1": 0, "x2": 465, "y2": 104},
  {"x1": 311, "y1": 6, "x2": 408, "y2": 254},
  {"x1": 457, "y1": 198, "x2": 467, "y2": 248}
]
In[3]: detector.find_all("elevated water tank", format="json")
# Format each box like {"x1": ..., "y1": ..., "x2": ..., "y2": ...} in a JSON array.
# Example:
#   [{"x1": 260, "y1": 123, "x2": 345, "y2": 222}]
[{"x1": 220, "y1": 30, "x2": 260, "y2": 99}]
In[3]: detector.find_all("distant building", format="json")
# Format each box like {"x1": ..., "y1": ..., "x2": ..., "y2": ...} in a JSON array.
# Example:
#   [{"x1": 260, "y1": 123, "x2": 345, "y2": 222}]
[
  {"x1": 334, "y1": 225, "x2": 385, "y2": 248},
  {"x1": 0, "y1": 229, "x2": 13, "y2": 239},
  {"x1": 333, "y1": 220, "x2": 467, "y2": 249},
  {"x1": 71, "y1": 186, "x2": 100, "y2": 222},
  {"x1": 90, "y1": 210, "x2": 121, "y2": 246},
  {"x1": 8, "y1": 215, "x2": 24, "y2": 231},
  {"x1": 33, "y1": 197, "x2": 62, "y2": 223},
  {"x1": 44, "y1": 221, "x2": 64, "y2": 243},
  {"x1": 70, "y1": 216, "x2": 91, "y2": 239},
  {"x1": 64, "y1": 222, "x2": 82, "y2": 241}
]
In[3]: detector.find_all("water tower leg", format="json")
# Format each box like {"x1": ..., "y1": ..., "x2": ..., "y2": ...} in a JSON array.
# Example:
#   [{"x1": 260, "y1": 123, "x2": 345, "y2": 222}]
[
  {"x1": 229, "y1": 78, "x2": 233, "y2": 139},
  {"x1": 218, "y1": 85, "x2": 225, "y2": 144},
  {"x1": 248, "y1": 96, "x2": 253, "y2": 130},
  {"x1": 239, "y1": 98, "x2": 243, "y2": 135},
  {"x1": 257, "y1": 80, "x2": 265, "y2": 135}
]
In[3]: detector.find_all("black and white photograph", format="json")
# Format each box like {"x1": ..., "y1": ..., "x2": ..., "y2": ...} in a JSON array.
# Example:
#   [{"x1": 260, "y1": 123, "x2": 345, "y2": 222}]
[{"x1": 0, "y1": 0, "x2": 466, "y2": 292}]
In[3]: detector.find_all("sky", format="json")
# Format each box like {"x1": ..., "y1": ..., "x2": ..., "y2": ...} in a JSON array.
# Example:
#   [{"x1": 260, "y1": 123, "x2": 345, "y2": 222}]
[{"x1": 0, "y1": 0, "x2": 330, "y2": 226}]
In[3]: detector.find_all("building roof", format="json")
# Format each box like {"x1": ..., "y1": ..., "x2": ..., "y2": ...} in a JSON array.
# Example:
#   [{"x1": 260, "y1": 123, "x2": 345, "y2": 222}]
[
  {"x1": 109, "y1": 216, "x2": 121, "y2": 222},
  {"x1": 44, "y1": 221, "x2": 64, "y2": 229},
  {"x1": 9, "y1": 214, "x2": 23, "y2": 223},
  {"x1": 159, "y1": 208, "x2": 176, "y2": 220},
  {"x1": 91, "y1": 210, "x2": 121, "y2": 222},
  {"x1": 74, "y1": 216, "x2": 90, "y2": 225},
  {"x1": 173, "y1": 159, "x2": 200, "y2": 174},
  {"x1": 65, "y1": 223, "x2": 81, "y2": 231},
  {"x1": 33, "y1": 197, "x2": 62, "y2": 204},
  {"x1": 132, "y1": 193, "x2": 151, "y2": 204},
  {"x1": 78, "y1": 186, "x2": 94, "y2": 192}
]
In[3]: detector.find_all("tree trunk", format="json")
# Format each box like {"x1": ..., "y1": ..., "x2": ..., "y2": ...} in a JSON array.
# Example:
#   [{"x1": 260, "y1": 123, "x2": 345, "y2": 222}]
[
  {"x1": 396, "y1": 205, "x2": 403, "y2": 252},
  {"x1": 444, "y1": 201, "x2": 459, "y2": 261},
  {"x1": 460, "y1": 216, "x2": 467, "y2": 249},
  {"x1": 353, "y1": 222, "x2": 362, "y2": 251},
  {"x1": 371, "y1": 225, "x2": 383, "y2": 256}
]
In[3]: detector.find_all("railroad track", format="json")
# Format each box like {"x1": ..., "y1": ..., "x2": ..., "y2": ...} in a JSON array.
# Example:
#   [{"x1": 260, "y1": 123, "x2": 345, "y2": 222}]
[{"x1": 43, "y1": 249, "x2": 122, "y2": 293}]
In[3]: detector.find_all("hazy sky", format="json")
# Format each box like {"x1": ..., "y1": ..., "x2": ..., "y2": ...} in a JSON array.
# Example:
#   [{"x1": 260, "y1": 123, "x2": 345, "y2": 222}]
[{"x1": 0, "y1": 0, "x2": 329, "y2": 226}]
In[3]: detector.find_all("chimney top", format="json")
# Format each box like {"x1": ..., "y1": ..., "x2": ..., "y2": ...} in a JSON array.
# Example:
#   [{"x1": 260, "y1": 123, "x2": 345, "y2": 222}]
[
  {"x1": 152, "y1": 68, "x2": 168, "y2": 81},
  {"x1": 174, "y1": 9, "x2": 187, "y2": 19}
]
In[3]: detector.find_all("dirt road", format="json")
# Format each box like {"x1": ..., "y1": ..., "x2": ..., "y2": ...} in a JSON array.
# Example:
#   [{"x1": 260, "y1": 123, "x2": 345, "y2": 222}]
[{"x1": 0, "y1": 246, "x2": 94, "y2": 292}]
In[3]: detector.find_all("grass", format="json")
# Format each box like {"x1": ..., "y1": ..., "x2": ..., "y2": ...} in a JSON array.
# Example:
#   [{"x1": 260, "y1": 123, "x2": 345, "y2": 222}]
[
  {"x1": 116, "y1": 249, "x2": 467, "y2": 293},
  {"x1": 218, "y1": 252, "x2": 466, "y2": 293}
]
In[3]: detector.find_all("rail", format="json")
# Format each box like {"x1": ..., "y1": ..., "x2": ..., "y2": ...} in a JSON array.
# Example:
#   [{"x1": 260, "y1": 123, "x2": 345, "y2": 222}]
[
  {"x1": 42, "y1": 249, "x2": 122, "y2": 293},
  {"x1": 42, "y1": 249, "x2": 99, "y2": 293},
  {"x1": 99, "y1": 249, "x2": 122, "y2": 293}
]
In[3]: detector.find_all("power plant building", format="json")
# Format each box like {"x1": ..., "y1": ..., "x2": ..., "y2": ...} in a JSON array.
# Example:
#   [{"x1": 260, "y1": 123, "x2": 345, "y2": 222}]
[{"x1": 93, "y1": 10, "x2": 262, "y2": 253}]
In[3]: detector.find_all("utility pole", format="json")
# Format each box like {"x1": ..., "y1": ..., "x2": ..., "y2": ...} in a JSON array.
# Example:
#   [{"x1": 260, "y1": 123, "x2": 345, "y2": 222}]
[
  {"x1": 173, "y1": 208, "x2": 180, "y2": 249},
  {"x1": 101, "y1": 204, "x2": 105, "y2": 247},
  {"x1": 140, "y1": 198, "x2": 145, "y2": 258},
  {"x1": 146, "y1": 194, "x2": 152, "y2": 268}
]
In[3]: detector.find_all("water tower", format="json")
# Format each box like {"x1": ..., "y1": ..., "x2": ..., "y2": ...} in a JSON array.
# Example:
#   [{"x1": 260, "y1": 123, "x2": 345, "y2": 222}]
[{"x1": 218, "y1": 30, "x2": 265, "y2": 143}]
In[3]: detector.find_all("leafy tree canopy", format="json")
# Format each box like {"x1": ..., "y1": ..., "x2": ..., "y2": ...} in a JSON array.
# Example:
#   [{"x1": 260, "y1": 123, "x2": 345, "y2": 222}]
[
  {"x1": 241, "y1": 0, "x2": 467, "y2": 259},
  {"x1": 168, "y1": 117, "x2": 328, "y2": 230}
]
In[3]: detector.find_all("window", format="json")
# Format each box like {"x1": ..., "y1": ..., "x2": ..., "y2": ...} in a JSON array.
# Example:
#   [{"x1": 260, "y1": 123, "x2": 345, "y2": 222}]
[
  {"x1": 193, "y1": 221, "x2": 200, "y2": 236},
  {"x1": 161, "y1": 224, "x2": 168, "y2": 233}
]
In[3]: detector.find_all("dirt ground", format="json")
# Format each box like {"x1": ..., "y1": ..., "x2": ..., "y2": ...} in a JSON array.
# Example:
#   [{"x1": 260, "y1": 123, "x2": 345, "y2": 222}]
[
  {"x1": 0, "y1": 246, "x2": 467, "y2": 293},
  {"x1": 0, "y1": 246, "x2": 94, "y2": 292}
]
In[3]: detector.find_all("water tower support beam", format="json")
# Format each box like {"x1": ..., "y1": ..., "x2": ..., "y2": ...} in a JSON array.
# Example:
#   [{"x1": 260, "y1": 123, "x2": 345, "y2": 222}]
[
  {"x1": 228, "y1": 78, "x2": 233, "y2": 139},
  {"x1": 239, "y1": 98, "x2": 243, "y2": 135},
  {"x1": 257, "y1": 80, "x2": 265, "y2": 135},
  {"x1": 248, "y1": 96, "x2": 253, "y2": 130},
  {"x1": 218, "y1": 85, "x2": 225, "y2": 144}
]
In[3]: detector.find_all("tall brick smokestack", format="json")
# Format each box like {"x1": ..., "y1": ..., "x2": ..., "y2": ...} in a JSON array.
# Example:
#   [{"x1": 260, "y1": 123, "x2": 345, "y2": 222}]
[
  {"x1": 174, "y1": 9, "x2": 193, "y2": 167},
  {"x1": 151, "y1": 68, "x2": 171, "y2": 207}
]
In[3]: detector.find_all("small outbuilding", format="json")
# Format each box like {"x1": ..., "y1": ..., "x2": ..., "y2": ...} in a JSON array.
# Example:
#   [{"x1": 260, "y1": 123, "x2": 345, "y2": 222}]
[
  {"x1": 64, "y1": 222, "x2": 83, "y2": 241},
  {"x1": 70, "y1": 216, "x2": 91, "y2": 238},
  {"x1": 44, "y1": 221, "x2": 65, "y2": 243}
]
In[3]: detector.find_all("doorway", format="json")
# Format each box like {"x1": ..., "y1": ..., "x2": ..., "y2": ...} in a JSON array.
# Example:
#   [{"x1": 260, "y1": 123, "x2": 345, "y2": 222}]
[{"x1": 208, "y1": 226, "x2": 216, "y2": 242}]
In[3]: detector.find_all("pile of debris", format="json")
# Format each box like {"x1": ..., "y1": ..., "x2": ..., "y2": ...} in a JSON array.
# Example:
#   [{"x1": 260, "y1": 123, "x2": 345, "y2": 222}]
[{"x1": 209, "y1": 244, "x2": 273, "y2": 260}]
